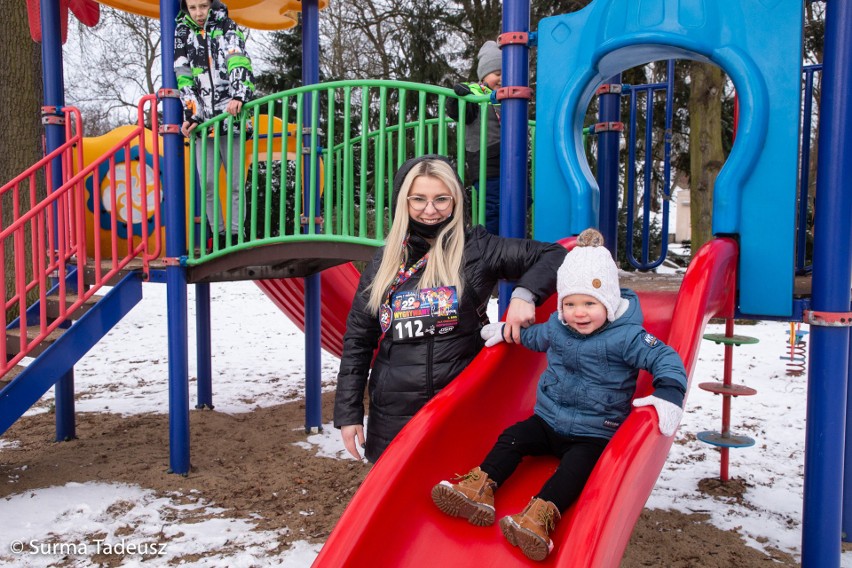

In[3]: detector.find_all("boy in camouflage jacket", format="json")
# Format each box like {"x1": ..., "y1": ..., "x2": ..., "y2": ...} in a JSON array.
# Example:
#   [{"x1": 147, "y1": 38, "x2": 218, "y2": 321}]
[{"x1": 174, "y1": 0, "x2": 254, "y2": 246}]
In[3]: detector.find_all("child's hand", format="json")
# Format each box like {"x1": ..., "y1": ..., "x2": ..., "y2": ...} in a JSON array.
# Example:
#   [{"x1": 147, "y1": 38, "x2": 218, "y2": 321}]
[
  {"x1": 453, "y1": 83, "x2": 472, "y2": 97},
  {"x1": 181, "y1": 121, "x2": 197, "y2": 137},
  {"x1": 225, "y1": 99, "x2": 243, "y2": 116},
  {"x1": 480, "y1": 322, "x2": 506, "y2": 347},
  {"x1": 632, "y1": 395, "x2": 683, "y2": 436}
]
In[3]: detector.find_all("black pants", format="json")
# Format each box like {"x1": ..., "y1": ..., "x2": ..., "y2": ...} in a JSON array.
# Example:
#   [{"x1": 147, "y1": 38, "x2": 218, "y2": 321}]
[{"x1": 480, "y1": 414, "x2": 609, "y2": 512}]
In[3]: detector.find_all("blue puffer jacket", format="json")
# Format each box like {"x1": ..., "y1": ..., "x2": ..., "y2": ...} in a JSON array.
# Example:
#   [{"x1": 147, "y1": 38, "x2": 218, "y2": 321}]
[{"x1": 520, "y1": 289, "x2": 687, "y2": 440}]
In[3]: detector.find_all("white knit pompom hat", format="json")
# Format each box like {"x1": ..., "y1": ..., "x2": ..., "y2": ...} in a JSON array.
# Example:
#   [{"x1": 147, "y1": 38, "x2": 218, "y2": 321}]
[{"x1": 557, "y1": 228, "x2": 627, "y2": 322}]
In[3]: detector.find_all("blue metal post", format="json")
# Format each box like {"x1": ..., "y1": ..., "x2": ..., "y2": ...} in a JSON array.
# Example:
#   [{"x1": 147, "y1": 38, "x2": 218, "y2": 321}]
[
  {"x1": 847, "y1": 346, "x2": 852, "y2": 542},
  {"x1": 161, "y1": 0, "x2": 191, "y2": 474},
  {"x1": 803, "y1": 0, "x2": 852, "y2": 563},
  {"x1": 497, "y1": 0, "x2": 531, "y2": 318},
  {"x1": 303, "y1": 0, "x2": 322, "y2": 432},
  {"x1": 38, "y1": 0, "x2": 66, "y2": 203},
  {"x1": 38, "y1": 0, "x2": 76, "y2": 442},
  {"x1": 640, "y1": 89, "x2": 654, "y2": 263},
  {"x1": 53, "y1": 363, "x2": 75, "y2": 440},
  {"x1": 190, "y1": 125, "x2": 213, "y2": 409},
  {"x1": 195, "y1": 282, "x2": 213, "y2": 408},
  {"x1": 597, "y1": 75, "x2": 622, "y2": 259},
  {"x1": 39, "y1": 0, "x2": 66, "y2": 180}
]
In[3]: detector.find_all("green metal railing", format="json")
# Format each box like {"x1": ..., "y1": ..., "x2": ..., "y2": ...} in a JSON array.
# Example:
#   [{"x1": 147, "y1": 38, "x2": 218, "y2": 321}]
[{"x1": 185, "y1": 80, "x2": 535, "y2": 264}]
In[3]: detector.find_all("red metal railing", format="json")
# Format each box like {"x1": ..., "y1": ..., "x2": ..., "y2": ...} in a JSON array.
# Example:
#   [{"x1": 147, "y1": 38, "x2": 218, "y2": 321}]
[{"x1": 1, "y1": 95, "x2": 162, "y2": 376}]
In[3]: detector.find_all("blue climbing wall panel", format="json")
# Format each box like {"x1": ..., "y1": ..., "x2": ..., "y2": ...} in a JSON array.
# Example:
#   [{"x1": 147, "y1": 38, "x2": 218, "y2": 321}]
[{"x1": 534, "y1": 0, "x2": 803, "y2": 318}]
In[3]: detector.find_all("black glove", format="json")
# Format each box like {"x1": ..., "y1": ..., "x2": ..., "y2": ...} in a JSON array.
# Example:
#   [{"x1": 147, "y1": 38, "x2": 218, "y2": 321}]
[{"x1": 453, "y1": 83, "x2": 472, "y2": 97}]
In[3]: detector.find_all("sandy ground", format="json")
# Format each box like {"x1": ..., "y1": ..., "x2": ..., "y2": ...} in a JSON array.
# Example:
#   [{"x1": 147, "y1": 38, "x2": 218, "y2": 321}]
[{"x1": 0, "y1": 391, "x2": 806, "y2": 567}]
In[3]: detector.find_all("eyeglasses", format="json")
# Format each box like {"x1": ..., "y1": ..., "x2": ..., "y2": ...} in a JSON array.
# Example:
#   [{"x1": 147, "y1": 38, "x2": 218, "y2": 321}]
[{"x1": 407, "y1": 195, "x2": 454, "y2": 212}]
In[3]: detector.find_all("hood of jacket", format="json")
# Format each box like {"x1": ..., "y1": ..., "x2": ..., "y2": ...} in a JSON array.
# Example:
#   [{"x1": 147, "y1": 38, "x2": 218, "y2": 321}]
[
  {"x1": 391, "y1": 154, "x2": 471, "y2": 226},
  {"x1": 177, "y1": 0, "x2": 228, "y2": 28}
]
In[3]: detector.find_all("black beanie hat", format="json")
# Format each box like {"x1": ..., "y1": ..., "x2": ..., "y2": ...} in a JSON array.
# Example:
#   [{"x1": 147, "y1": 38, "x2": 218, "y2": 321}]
[{"x1": 390, "y1": 155, "x2": 470, "y2": 224}]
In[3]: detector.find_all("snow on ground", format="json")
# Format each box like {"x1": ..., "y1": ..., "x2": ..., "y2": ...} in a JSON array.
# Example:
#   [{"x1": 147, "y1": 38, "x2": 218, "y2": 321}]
[
  {"x1": 1, "y1": 280, "x2": 850, "y2": 567},
  {"x1": 0, "y1": 482, "x2": 319, "y2": 567}
]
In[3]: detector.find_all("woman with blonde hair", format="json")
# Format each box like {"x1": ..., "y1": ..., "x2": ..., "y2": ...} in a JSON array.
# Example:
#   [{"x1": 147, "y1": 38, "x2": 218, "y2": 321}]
[{"x1": 334, "y1": 155, "x2": 566, "y2": 462}]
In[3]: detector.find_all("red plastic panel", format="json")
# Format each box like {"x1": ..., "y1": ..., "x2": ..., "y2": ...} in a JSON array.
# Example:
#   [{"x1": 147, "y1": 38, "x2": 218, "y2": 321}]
[{"x1": 255, "y1": 262, "x2": 360, "y2": 358}]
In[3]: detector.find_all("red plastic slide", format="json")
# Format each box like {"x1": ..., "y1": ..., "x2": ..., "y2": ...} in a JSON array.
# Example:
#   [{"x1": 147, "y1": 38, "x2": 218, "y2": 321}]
[
  {"x1": 255, "y1": 262, "x2": 361, "y2": 358},
  {"x1": 312, "y1": 238, "x2": 738, "y2": 568}
]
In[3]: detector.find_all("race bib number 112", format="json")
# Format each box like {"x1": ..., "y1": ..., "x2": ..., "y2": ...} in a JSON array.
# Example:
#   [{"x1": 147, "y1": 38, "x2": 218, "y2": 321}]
[{"x1": 390, "y1": 286, "x2": 459, "y2": 342}]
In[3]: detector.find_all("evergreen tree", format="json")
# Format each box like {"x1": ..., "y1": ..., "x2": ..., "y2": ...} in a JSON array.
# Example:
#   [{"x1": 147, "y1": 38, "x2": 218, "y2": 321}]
[
  {"x1": 254, "y1": 23, "x2": 304, "y2": 96},
  {"x1": 399, "y1": 0, "x2": 456, "y2": 85}
]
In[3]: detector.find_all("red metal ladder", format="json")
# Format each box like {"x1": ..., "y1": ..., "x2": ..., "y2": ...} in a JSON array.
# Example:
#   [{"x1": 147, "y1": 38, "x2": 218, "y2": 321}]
[{"x1": 696, "y1": 319, "x2": 759, "y2": 482}]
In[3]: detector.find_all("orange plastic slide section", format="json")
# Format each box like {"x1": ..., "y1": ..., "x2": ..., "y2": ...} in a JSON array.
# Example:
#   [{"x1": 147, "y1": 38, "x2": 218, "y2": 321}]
[
  {"x1": 94, "y1": 0, "x2": 330, "y2": 30},
  {"x1": 312, "y1": 238, "x2": 738, "y2": 568},
  {"x1": 254, "y1": 262, "x2": 360, "y2": 359}
]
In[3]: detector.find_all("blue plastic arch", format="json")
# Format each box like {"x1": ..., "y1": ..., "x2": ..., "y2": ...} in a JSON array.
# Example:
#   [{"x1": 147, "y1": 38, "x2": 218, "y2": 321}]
[{"x1": 534, "y1": 0, "x2": 803, "y2": 317}]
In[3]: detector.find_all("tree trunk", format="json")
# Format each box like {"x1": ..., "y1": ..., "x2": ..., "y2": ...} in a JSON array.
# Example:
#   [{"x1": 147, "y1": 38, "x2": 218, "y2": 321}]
[
  {"x1": 688, "y1": 62, "x2": 724, "y2": 251},
  {"x1": 1, "y1": 2, "x2": 45, "y2": 317},
  {"x1": 1, "y1": 4, "x2": 44, "y2": 187}
]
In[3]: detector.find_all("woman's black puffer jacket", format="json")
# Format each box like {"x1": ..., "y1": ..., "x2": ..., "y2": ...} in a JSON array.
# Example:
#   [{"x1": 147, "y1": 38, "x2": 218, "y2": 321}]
[{"x1": 334, "y1": 225, "x2": 566, "y2": 462}]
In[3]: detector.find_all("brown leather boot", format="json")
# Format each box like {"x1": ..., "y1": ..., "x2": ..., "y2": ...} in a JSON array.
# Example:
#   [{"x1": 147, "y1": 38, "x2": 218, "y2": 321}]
[
  {"x1": 431, "y1": 466, "x2": 496, "y2": 526},
  {"x1": 499, "y1": 497, "x2": 561, "y2": 561}
]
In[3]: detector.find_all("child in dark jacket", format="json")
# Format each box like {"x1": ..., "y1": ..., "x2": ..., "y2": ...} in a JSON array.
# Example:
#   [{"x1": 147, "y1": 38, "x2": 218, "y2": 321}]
[
  {"x1": 431, "y1": 228, "x2": 687, "y2": 562},
  {"x1": 446, "y1": 41, "x2": 503, "y2": 234}
]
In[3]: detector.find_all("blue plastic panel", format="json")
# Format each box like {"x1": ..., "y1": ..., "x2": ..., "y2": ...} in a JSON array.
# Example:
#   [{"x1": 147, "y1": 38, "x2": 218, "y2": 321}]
[{"x1": 534, "y1": 0, "x2": 803, "y2": 317}]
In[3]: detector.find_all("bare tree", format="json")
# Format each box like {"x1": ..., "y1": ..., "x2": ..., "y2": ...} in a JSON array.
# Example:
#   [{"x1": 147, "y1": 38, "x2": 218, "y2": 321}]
[
  {"x1": 315, "y1": 5, "x2": 352, "y2": 81},
  {"x1": 452, "y1": 0, "x2": 500, "y2": 62},
  {"x1": 320, "y1": 0, "x2": 401, "y2": 80},
  {"x1": 688, "y1": 62, "x2": 725, "y2": 251},
  {"x1": 65, "y1": 8, "x2": 161, "y2": 134},
  {"x1": 319, "y1": 0, "x2": 461, "y2": 83}
]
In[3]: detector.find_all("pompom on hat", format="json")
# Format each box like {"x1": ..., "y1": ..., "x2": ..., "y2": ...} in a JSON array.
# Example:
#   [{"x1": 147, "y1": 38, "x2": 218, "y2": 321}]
[
  {"x1": 477, "y1": 40, "x2": 502, "y2": 81},
  {"x1": 557, "y1": 228, "x2": 629, "y2": 323}
]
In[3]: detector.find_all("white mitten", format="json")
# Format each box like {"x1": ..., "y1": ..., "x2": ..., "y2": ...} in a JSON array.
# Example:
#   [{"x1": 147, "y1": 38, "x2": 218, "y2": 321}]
[
  {"x1": 480, "y1": 322, "x2": 506, "y2": 347},
  {"x1": 632, "y1": 395, "x2": 683, "y2": 437}
]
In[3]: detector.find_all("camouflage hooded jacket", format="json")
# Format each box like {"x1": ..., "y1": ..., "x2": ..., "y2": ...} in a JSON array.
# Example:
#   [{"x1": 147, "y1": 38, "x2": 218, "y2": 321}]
[{"x1": 174, "y1": 0, "x2": 254, "y2": 135}]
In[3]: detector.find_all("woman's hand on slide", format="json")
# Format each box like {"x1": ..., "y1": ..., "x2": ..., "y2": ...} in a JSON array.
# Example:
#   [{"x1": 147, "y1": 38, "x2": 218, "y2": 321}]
[{"x1": 503, "y1": 297, "x2": 536, "y2": 343}]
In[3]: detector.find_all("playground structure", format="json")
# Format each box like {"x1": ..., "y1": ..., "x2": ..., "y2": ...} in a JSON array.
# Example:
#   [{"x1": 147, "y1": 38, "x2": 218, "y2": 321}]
[{"x1": 2, "y1": 1, "x2": 851, "y2": 567}]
